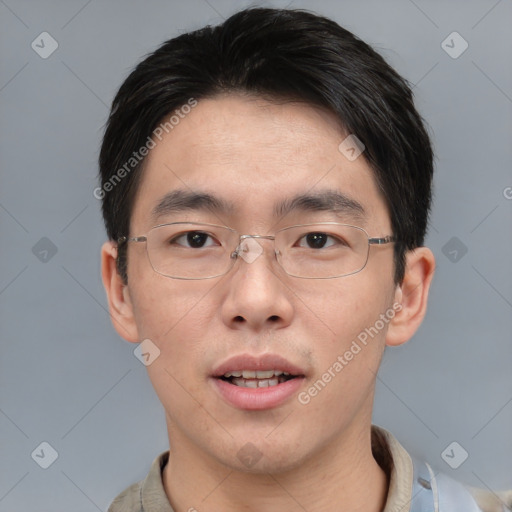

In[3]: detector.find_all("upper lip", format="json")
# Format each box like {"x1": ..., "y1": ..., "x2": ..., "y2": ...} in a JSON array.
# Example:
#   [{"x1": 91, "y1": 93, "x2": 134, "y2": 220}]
[{"x1": 211, "y1": 353, "x2": 306, "y2": 378}]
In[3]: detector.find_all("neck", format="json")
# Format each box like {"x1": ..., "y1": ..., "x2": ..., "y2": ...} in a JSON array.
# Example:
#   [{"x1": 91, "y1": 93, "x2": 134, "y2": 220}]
[{"x1": 163, "y1": 421, "x2": 389, "y2": 512}]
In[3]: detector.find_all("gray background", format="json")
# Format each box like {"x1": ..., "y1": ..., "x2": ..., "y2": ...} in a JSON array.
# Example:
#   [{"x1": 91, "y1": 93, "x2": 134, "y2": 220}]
[{"x1": 1, "y1": 0, "x2": 511, "y2": 510}]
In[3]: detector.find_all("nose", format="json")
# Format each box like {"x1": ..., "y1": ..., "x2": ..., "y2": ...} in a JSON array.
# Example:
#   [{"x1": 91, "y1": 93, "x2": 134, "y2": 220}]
[{"x1": 220, "y1": 236, "x2": 294, "y2": 332}]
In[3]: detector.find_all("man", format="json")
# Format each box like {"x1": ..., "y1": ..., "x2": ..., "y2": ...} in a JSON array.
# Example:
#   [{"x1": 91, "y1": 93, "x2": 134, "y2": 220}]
[{"x1": 98, "y1": 7, "x2": 503, "y2": 512}]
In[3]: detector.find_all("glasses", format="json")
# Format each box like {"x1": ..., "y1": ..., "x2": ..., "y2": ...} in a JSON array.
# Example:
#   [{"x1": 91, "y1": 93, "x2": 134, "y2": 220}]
[{"x1": 118, "y1": 221, "x2": 395, "y2": 280}]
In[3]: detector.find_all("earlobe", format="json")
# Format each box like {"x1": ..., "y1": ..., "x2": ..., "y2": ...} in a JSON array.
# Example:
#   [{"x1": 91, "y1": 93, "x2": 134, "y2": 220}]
[
  {"x1": 101, "y1": 241, "x2": 140, "y2": 343},
  {"x1": 385, "y1": 247, "x2": 436, "y2": 347}
]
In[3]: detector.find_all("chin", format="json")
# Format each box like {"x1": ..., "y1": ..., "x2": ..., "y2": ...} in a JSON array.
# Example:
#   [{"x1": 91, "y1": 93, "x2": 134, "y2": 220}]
[
  {"x1": 215, "y1": 441, "x2": 307, "y2": 475},
  {"x1": 232, "y1": 454, "x2": 305, "y2": 475}
]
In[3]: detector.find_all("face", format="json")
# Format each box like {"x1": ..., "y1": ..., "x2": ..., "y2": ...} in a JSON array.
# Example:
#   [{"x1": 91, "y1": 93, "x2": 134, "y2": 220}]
[{"x1": 109, "y1": 95, "x2": 403, "y2": 473}]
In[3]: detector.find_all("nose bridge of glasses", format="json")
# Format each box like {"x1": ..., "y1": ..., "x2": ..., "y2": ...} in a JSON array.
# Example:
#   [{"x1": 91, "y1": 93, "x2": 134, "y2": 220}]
[
  {"x1": 232, "y1": 233, "x2": 279, "y2": 262},
  {"x1": 239, "y1": 234, "x2": 276, "y2": 242}
]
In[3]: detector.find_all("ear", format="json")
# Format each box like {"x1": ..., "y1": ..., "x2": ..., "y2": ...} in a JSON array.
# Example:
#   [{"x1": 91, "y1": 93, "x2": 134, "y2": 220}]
[
  {"x1": 101, "y1": 241, "x2": 140, "y2": 343},
  {"x1": 385, "y1": 247, "x2": 436, "y2": 347}
]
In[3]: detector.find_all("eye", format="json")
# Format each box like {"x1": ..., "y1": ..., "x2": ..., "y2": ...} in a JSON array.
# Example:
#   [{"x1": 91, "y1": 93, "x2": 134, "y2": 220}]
[
  {"x1": 296, "y1": 232, "x2": 345, "y2": 249},
  {"x1": 171, "y1": 231, "x2": 218, "y2": 248}
]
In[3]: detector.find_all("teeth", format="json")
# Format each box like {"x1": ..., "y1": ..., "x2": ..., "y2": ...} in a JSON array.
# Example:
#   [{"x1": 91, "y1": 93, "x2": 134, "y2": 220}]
[
  {"x1": 223, "y1": 371, "x2": 242, "y2": 378},
  {"x1": 231, "y1": 376, "x2": 288, "y2": 388},
  {"x1": 223, "y1": 370, "x2": 287, "y2": 378},
  {"x1": 255, "y1": 370, "x2": 275, "y2": 379}
]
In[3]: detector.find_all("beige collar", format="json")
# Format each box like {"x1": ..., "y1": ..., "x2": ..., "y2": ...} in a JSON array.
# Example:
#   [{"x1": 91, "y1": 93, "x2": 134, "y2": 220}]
[{"x1": 109, "y1": 424, "x2": 415, "y2": 512}]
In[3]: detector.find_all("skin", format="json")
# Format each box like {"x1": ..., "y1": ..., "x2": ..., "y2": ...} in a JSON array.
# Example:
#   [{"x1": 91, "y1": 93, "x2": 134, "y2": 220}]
[{"x1": 102, "y1": 94, "x2": 435, "y2": 512}]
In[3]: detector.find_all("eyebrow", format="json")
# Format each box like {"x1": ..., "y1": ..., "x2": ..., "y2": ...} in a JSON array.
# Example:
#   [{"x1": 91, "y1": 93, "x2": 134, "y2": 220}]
[
  {"x1": 274, "y1": 189, "x2": 366, "y2": 221},
  {"x1": 151, "y1": 189, "x2": 234, "y2": 220},
  {"x1": 151, "y1": 188, "x2": 366, "y2": 223}
]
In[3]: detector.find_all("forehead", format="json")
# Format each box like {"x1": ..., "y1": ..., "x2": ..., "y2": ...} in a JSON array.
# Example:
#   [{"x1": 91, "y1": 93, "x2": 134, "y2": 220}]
[{"x1": 131, "y1": 95, "x2": 390, "y2": 231}]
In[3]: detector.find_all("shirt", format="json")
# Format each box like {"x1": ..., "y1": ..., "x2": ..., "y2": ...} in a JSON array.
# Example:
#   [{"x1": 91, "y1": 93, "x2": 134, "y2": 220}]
[{"x1": 107, "y1": 424, "x2": 494, "y2": 512}]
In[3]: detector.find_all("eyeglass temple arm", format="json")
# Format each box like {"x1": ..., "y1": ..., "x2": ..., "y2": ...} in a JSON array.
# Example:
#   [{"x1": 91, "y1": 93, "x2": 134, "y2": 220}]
[
  {"x1": 368, "y1": 235, "x2": 395, "y2": 245},
  {"x1": 117, "y1": 234, "x2": 394, "y2": 245},
  {"x1": 117, "y1": 236, "x2": 147, "y2": 244}
]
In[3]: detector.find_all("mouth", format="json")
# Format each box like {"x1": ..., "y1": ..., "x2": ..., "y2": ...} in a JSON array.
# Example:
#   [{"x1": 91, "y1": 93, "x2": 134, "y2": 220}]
[
  {"x1": 210, "y1": 354, "x2": 306, "y2": 410},
  {"x1": 219, "y1": 370, "x2": 298, "y2": 388}
]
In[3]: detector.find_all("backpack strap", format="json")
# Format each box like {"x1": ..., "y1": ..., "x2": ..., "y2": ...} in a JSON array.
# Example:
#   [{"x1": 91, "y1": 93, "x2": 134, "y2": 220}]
[{"x1": 410, "y1": 456, "x2": 484, "y2": 511}]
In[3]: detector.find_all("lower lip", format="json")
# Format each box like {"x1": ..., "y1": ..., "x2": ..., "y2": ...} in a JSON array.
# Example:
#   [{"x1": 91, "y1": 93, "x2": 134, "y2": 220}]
[{"x1": 211, "y1": 377, "x2": 305, "y2": 410}]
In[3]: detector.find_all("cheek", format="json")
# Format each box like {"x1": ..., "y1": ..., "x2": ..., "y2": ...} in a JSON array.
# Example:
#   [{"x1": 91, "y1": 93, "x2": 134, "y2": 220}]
[
  {"x1": 129, "y1": 274, "x2": 225, "y2": 376},
  {"x1": 129, "y1": 261, "x2": 217, "y2": 340},
  {"x1": 295, "y1": 276, "x2": 392, "y2": 405},
  {"x1": 293, "y1": 272, "x2": 392, "y2": 343},
  {"x1": 129, "y1": 279, "x2": 217, "y2": 417}
]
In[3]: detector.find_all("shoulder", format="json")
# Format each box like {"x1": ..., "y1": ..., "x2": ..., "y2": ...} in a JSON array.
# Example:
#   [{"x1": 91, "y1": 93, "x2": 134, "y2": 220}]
[
  {"x1": 372, "y1": 425, "x2": 510, "y2": 512},
  {"x1": 107, "y1": 451, "x2": 171, "y2": 512},
  {"x1": 467, "y1": 486, "x2": 512, "y2": 512},
  {"x1": 413, "y1": 455, "x2": 510, "y2": 512},
  {"x1": 437, "y1": 471, "x2": 512, "y2": 512}
]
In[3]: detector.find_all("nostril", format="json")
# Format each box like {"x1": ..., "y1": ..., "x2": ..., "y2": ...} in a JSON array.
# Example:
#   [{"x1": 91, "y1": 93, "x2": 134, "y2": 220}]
[
  {"x1": 234, "y1": 316, "x2": 244, "y2": 323},
  {"x1": 269, "y1": 315, "x2": 279, "y2": 322}
]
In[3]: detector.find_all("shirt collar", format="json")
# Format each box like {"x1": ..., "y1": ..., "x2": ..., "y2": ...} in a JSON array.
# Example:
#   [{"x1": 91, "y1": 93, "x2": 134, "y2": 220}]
[
  {"x1": 134, "y1": 424, "x2": 414, "y2": 512},
  {"x1": 371, "y1": 425, "x2": 414, "y2": 511}
]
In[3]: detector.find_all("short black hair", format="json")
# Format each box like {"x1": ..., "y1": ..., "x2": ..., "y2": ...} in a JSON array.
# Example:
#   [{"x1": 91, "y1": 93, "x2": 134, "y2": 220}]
[{"x1": 99, "y1": 7, "x2": 434, "y2": 284}]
